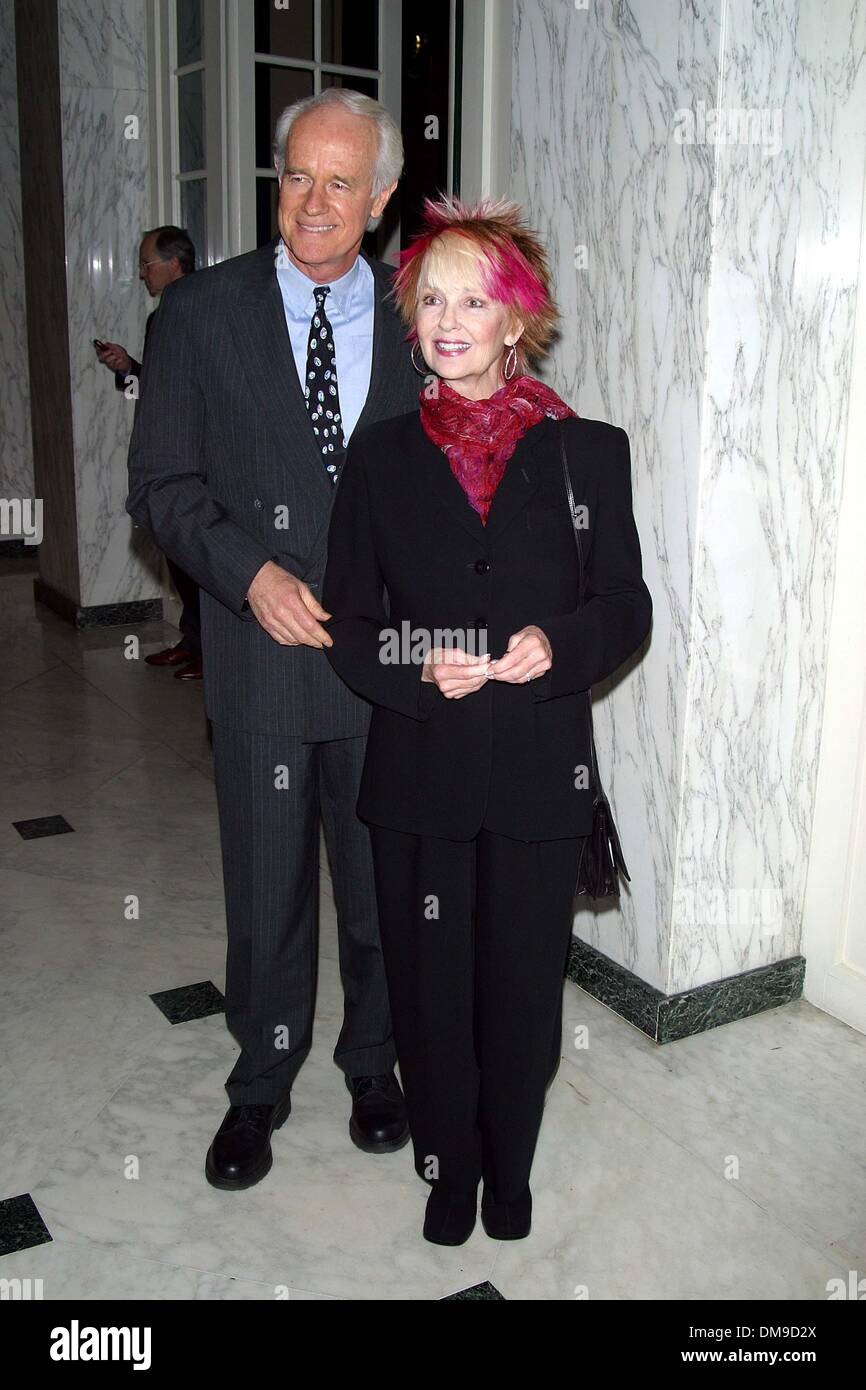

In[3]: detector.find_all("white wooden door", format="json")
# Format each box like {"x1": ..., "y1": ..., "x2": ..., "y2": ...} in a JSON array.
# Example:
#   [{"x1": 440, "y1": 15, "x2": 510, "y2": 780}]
[{"x1": 802, "y1": 169, "x2": 866, "y2": 1035}]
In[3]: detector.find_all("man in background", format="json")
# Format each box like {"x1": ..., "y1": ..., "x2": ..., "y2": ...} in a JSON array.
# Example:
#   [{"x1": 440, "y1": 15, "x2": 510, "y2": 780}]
[{"x1": 98, "y1": 227, "x2": 202, "y2": 680}]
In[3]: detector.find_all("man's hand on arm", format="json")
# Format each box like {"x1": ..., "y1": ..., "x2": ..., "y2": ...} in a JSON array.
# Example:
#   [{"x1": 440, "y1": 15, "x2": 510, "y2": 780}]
[{"x1": 246, "y1": 560, "x2": 333, "y2": 648}]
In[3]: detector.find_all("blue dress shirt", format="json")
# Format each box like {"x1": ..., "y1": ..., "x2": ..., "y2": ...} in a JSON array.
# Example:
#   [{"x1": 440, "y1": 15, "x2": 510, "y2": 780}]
[{"x1": 275, "y1": 239, "x2": 375, "y2": 447}]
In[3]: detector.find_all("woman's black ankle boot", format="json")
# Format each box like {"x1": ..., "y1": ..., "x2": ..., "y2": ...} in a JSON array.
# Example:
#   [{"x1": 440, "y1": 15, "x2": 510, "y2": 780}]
[
  {"x1": 423, "y1": 1183, "x2": 478, "y2": 1245},
  {"x1": 480, "y1": 1184, "x2": 532, "y2": 1239}
]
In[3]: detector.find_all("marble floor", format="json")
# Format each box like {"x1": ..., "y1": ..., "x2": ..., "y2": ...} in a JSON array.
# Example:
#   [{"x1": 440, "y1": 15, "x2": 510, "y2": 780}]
[{"x1": 1, "y1": 561, "x2": 864, "y2": 1301}]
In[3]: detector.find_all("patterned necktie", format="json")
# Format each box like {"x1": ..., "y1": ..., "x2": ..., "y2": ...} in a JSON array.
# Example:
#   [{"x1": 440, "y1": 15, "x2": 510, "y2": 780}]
[{"x1": 304, "y1": 285, "x2": 345, "y2": 483}]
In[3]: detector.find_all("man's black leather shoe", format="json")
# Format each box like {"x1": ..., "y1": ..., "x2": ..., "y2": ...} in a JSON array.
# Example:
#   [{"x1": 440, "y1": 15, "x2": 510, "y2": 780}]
[
  {"x1": 345, "y1": 1071, "x2": 410, "y2": 1153},
  {"x1": 205, "y1": 1095, "x2": 291, "y2": 1190}
]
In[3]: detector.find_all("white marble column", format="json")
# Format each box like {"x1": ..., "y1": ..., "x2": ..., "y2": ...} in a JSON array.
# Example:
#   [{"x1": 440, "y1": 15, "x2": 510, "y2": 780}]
[
  {"x1": 59, "y1": 0, "x2": 160, "y2": 609},
  {"x1": 512, "y1": 0, "x2": 866, "y2": 997}
]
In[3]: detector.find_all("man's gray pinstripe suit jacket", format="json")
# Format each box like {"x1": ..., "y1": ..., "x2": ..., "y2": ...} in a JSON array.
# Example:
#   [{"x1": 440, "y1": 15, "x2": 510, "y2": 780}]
[{"x1": 126, "y1": 235, "x2": 420, "y2": 740}]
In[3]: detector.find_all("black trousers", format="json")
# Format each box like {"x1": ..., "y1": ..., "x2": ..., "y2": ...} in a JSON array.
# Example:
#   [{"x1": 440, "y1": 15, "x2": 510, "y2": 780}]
[
  {"x1": 211, "y1": 725, "x2": 396, "y2": 1104},
  {"x1": 368, "y1": 824, "x2": 580, "y2": 1201},
  {"x1": 166, "y1": 555, "x2": 201, "y2": 659}
]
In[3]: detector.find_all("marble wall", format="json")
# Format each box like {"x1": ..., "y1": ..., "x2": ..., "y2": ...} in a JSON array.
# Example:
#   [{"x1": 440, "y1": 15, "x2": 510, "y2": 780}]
[
  {"x1": 511, "y1": 0, "x2": 866, "y2": 993},
  {"x1": 58, "y1": 0, "x2": 160, "y2": 608},
  {"x1": 0, "y1": 0, "x2": 33, "y2": 509}
]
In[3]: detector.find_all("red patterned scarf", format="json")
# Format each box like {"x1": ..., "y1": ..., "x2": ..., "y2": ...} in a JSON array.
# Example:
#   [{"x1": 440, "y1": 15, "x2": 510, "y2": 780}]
[{"x1": 418, "y1": 375, "x2": 576, "y2": 523}]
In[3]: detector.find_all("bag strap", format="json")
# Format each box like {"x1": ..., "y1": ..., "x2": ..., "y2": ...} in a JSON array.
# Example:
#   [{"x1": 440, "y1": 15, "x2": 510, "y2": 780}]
[
  {"x1": 560, "y1": 427, "x2": 587, "y2": 607},
  {"x1": 559, "y1": 421, "x2": 601, "y2": 794}
]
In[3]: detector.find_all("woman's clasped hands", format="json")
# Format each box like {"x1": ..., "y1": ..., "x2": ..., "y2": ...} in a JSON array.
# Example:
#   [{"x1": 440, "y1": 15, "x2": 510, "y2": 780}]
[{"x1": 421, "y1": 625, "x2": 552, "y2": 699}]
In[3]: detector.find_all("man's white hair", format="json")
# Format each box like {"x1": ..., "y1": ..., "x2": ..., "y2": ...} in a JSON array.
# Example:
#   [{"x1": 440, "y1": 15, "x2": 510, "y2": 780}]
[{"x1": 272, "y1": 87, "x2": 404, "y2": 230}]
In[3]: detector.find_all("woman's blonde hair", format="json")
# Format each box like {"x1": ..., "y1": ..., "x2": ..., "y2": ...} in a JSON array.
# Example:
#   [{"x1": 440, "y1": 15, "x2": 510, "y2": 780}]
[{"x1": 391, "y1": 196, "x2": 559, "y2": 368}]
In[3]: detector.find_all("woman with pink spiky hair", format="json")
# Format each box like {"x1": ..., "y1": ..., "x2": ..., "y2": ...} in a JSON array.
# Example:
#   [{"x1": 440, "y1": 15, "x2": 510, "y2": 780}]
[{"x1": 323, "y1": 196, "x2": 652, "y2": 1246}]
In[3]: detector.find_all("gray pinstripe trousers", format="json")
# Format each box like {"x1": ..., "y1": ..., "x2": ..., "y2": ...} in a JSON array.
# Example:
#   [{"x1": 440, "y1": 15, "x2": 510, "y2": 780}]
[{"x1": 211, "y1": 723, "x2": 396, "y2": 1104}]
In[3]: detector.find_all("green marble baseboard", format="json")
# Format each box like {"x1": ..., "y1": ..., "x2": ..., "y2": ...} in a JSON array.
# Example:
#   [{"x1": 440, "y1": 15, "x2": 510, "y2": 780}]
[
  {"x1": 33, "y1": 577, "x2": 163, "y2": 629},
  {"x1": 567, "y1": 937, "x2": 805, "y2": 1043}
]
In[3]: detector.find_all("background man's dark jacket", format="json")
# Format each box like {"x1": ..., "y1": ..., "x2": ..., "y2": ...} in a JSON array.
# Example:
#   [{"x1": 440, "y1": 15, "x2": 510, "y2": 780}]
[{"x1": 114, "y1": 310, "x2": 154, "y2": 390}]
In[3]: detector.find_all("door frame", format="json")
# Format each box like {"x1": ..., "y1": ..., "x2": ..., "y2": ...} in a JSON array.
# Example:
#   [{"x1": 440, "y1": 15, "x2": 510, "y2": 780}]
[
  {"x1": 457, "y1": 0, "x2": 512, "y2": 202},
  {"x1": 226, "y1": 0, "x2": 402, "y2": 259}
]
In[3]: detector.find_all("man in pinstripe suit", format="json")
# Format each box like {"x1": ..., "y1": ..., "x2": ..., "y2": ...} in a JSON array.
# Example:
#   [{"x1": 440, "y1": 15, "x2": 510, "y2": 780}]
[{"x1": 127, "y1": 90, "x2": 419, "y2": 1190}]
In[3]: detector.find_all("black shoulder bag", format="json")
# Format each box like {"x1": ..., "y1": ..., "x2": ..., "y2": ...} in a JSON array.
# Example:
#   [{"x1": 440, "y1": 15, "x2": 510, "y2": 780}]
[{"x1": 560, "y1": 423, "x2": 631, "y2": 899}]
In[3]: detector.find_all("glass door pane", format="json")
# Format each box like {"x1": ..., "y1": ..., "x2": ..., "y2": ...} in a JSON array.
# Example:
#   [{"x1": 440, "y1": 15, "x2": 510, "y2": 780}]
[
  {"x1": 400, "y1": 0, "x2": 452, "y2": 245},
  {"x1": 256, "y1": 177, "x2": 281, "y2": 248},
  {"x1": 255, "y1": 65, "x2": 315, "y2": 168},
  {"x1": 254, "y1": 0, "x2": 314, "y2": 58},
  {"x1": 320, "y1": 72, "x2": 378, "y2": 100},
  {"x1": 176, "y1": 0, "x2": 202, "y2": 65},
  {"x1": 180, "y1": 179, "x2": 207, "y2": 268},
  {"x1": 178, "y1": 68, "x2": 205, "y2": 172},
  {"x1": 321, "y1": 0, "x2": 379, "y2": 69}
]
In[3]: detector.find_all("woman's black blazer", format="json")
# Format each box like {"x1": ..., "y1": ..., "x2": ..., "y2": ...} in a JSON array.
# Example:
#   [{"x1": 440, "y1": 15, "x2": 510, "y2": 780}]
[{"x1": 322, "y1": 410, "x2": 652, "y2": 841}]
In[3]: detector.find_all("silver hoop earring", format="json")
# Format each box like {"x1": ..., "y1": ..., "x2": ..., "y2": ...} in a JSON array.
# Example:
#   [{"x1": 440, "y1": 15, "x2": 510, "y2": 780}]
[
  {"x1": 504, "y1": 344, "x2": 518, "y2": 381},
  {"x1": 410, "y1": 341, "x2": 429, "y2": 376}
]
